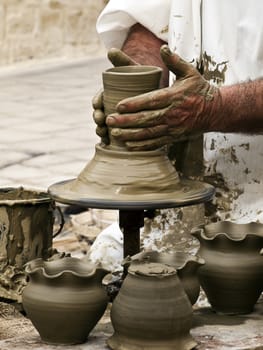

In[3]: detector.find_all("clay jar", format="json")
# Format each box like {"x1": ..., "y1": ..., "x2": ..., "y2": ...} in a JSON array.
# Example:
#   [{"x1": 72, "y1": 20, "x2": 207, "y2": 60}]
[
  {"x1": 124, "y1": 250, "x2": 205, "y2": 305},
  {"x1": 22, "y1": 257, "x2": 109, "y2": 345},
  {"x1": 192, "y1": 221, "x2": 263, "y2": 314},
  {"x1": 0, "y1": 186, "x2": 64, "y2": 271},
  {"x1": 108, "y1": 262, "x2": 196, "y2": 350}
]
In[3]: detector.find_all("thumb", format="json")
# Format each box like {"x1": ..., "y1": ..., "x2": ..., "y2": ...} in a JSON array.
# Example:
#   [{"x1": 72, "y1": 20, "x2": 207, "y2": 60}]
[
  {"x1": 108, "y1": 48, "x2": 138, "y2": 67},
  {"x1": 160, "y1": 45, "x2": 196, "y2": 78}
]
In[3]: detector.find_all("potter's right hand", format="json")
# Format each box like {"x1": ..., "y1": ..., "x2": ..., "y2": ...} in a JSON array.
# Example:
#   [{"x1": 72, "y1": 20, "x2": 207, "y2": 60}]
[{"x1": 92, "y1": 48, "x2": 137, "y2": 145}]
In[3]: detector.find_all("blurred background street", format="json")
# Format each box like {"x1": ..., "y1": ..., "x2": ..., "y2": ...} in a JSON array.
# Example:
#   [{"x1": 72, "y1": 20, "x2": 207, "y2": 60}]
[
  {"x1": 0, "y1": 2, "x2": 117, "y2": 348},
  {"x1": 0, "y1": 56, "x2": 108, "y2": 190}
]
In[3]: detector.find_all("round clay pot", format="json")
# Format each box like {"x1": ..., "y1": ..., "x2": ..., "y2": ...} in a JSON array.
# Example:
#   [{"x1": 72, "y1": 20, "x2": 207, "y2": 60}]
[
  {"x1": 124, "y1": 250, "x2": 205, "y2": 305},
  {"x1": 22, "y1": 257, "x2": 109, "y2": 345},
  {"x1": 192, "y1": 221, "x2": 263, "y2": 314},
  {"x1": 108, "y1": 262, "x2": 197, "y2": 350}
]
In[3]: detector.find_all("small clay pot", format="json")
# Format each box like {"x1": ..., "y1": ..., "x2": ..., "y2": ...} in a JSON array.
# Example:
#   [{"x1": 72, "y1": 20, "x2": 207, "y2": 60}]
[
  {"x1": 123, "y1": 250, "x2": 205, "y2": 305},
  {"x1": 102, "y1": 65, "x2": 162, "y2": 115},
  {"x1": 108, "y1": 262, "x2": 197, "y2": 350},
  {"x1": 22, "y1": 257, "x2": 109, "y2": 345},
  {"x1": 192, "y1": 221, "x2": 263, "y2": 315},
  {"x1": 102, "y1": 65, "x2": 162, "y2": 148}
]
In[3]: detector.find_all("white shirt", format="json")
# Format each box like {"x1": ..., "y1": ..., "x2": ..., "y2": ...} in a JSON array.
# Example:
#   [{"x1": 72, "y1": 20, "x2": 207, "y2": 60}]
[{"x1": 97, "y1": 0, "x2": 263, "y2": 223}]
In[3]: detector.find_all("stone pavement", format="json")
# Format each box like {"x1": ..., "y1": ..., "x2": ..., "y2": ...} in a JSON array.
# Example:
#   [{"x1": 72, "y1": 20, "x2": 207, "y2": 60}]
[
  {"x1": 0, "y1": 56, "x2": 109, "y2": 190},
  {"x1": 0, "y1": 54, "x2": 118, "y2": 260}
]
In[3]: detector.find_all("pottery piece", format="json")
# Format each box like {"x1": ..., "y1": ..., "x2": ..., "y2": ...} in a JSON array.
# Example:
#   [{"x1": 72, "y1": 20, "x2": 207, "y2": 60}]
[
  {"x1": 102, "y1": 65, "x2": 162, "y2": 149},
  {"x1": 124, "y1": 250, "x2": 205, "y2": 305},
  {"x1": 49, "y1": 145, "x2": 214, "y2": 209},
  {"x1": 22, "y1": 257, "x2": 109, "y2": 345},
  {"x1": 108, "y1": 262, "x2": 196, "y2": 350},
  {"x1": 48, "y1": 66, "x2": 214, "y2": 210},
  {"x1": 0, "y1": 187, "x2": 64, "y2": 268},
  {"x1": 0, "y1": 186, "x2": 64, "y2": 302},
  {"x1": 192, "y1": 221, "x2": 263, "y2": 315}
]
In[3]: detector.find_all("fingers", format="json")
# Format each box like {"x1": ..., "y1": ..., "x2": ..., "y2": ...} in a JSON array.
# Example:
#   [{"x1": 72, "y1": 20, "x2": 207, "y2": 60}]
[
  {"x1": 116, "y1": 89, "x2": 172, "y2": 114},
  {"x1": 125, "y1": 136, "x2": 174, "y2": 151},
  {"x1": 101, "y1": 136, "x2": 110, "y2": 145},
  {"x1": 93, "y1": 109, "x2": 106, "y2": 127},
  {"x1": 160, "y1": 45, "x2": 197, "y2": 78},
  {"x1": 110, "y1": 125, "x2": 168, "y2": 141},
  {"x1": 95, "y1": 126, "x2": 110, "y2": 145},
  {"x1": 107, "y1": 109, "x2": 166, "y2": 128},
  {"x1": 96, "y1": 125, "x2": 108, "y2": 137},
  {"x1": 92, "y1": 90, "x2": 109, "y2": 144},
  {"x1": 108, "y1": 48, "x2": 138, "y2": 67},
  {"x1": 92, "y1": 89, "x2": 103, "y2": 109},
  {"x1": 96, "y1": 125, "x2": 110, "y2": 144}
]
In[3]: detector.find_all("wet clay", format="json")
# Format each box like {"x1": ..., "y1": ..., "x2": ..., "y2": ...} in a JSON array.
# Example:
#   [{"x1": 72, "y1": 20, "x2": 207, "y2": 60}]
[
  {"x1": 103, "y1": 65, "x2": 162, "y2": 149},
  {"x1": 48, "y1": 66, "x2": 214, "y2": 209},
  {"x1": 0, "y1": 187, "x2": 57, "y2": 302},
  {"x1": 0, "y1": 187, "x2": 51, "y2": 204},
  {"x1": 49, "y1": 144, "x2": 214, "y2": 209}
]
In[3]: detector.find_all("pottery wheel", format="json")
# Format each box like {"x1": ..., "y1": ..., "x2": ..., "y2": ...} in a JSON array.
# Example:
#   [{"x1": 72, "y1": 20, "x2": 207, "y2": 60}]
[
  {"x1": 49, "y1": 178, "x2": 213, "y2": 210},
  {"x1": 48, "y1": 144, "x2": 214, "y2": 210},
  {"x1": 48, "y1": 144, "x2": 214, "y2": 258}
]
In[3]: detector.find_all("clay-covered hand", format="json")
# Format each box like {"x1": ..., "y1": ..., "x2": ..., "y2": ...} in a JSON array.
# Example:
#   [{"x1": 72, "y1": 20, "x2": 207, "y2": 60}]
[
  {"x1": 92, "y1": 48, "x2": 137, "y2": 145},
  {"x1": 106, "y1": 45, "x2": 220, "y2": 151}
]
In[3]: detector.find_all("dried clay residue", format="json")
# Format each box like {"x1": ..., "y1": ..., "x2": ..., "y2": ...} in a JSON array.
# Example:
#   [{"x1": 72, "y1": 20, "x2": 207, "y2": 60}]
[
  {"x1": 219, "y1": 146, "x2": 239, "y2": 164},
  {"x1": 141, "y1": 206, "x2": 204, "y2": 254},
  {"x1": 197, "y1": 51, "x2": 228, "y2": 85},
  {"x1": 239, "y1": 143, "x2": 250, "y2": 151},
  {"x1": 204, "y1": 172, "x2": 244, "y2": 222}
]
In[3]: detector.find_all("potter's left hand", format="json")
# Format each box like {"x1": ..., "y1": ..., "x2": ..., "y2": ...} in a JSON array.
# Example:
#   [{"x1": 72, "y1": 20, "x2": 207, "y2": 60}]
[{"x1": 106, "y1": 45, "x2": 220, "y2": 151}]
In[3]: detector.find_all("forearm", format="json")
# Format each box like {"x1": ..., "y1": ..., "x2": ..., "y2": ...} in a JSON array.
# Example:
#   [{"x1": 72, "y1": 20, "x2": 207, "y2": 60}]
[
  {"x1": 208, "y1": 79, "x2": 263, "y2": 133},
  {"x1": 122, "y1": 23, "x2": 169, "y2": 87}
]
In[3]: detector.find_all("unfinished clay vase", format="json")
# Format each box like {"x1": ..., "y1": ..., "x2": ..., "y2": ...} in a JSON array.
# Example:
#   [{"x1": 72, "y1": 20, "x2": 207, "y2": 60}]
[
  {"x1": 103, "y1": 65, "x2": 162, "y2": 148},
  {"x1": 108, "y1": 262, "x2": 196, "y2": 350},
  {"x1": 22, "y1": 257, "x2": 109, "y2": 344},
  {"x1": 49, "y1": 65, "x2": 214, "y2": 210},
  {"x1": 124, "y1": 250, "x2": 205, "y2": 305},
  {"x1": 192, "y1": 221, "x2": 263, "y2": 315}
]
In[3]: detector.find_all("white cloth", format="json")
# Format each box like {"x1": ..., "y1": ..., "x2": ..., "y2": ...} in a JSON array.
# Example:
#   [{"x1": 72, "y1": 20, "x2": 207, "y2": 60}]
[
  {"x1": 87, "y1": 222, "x2": 123, "y2": 272},
  {"x1": 97, "y1": 0, "x2": 171, "y2": 49},
  {"x1": 97, "y1": 0, "x2": 263, "y2": 223},
  {"x1": 97, "y1": 0, "x2": 262, "y2": 84}
]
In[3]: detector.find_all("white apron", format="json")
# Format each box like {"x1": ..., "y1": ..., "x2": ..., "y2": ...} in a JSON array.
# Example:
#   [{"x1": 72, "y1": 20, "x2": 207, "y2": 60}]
[{"x1": 97, "y1": 0, "x2": 263, "y2": 223}]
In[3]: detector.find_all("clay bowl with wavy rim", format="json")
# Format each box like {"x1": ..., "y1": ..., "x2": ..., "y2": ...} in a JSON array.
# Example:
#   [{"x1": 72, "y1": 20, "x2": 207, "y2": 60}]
[
  {"x1": 192, "y1": 221, "x2": 263, "y2": 314},
  {"x1": 22, "y1": 257, "x2": 109, "y2": 345}
]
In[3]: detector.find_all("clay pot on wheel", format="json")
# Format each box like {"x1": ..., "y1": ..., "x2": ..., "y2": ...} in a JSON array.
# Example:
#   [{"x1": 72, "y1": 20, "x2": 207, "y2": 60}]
[
  {"x1": 108, "y1": 262, "x2": 196, "y2": 350},
  {"x1": 22, "y1": 257, "x2": 109, "y2": 345},
  {"x1": 124, "y1": 250, "x2": 205, "y2": 305},
  {"x1": 192, "y1": 221, "x2": 263, "y2": 315}
]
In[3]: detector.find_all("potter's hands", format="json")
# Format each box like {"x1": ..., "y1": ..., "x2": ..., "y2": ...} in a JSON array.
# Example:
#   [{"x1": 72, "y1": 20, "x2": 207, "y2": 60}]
[
  {"x1": 92, "y1": 48, "x2": 137, "y2": 145},
  {"x1": 106, "y1": 45, "x2": 220, "y2": 151}
]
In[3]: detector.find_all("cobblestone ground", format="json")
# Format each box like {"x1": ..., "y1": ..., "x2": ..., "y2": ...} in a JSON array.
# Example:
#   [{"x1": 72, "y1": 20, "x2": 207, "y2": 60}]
[
  {"x1": 0, "y1": 56, "x2": 108, "y2": 189},
  {"x1": 0, "y1": 56, "x2": 113, "y2": 272}
]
